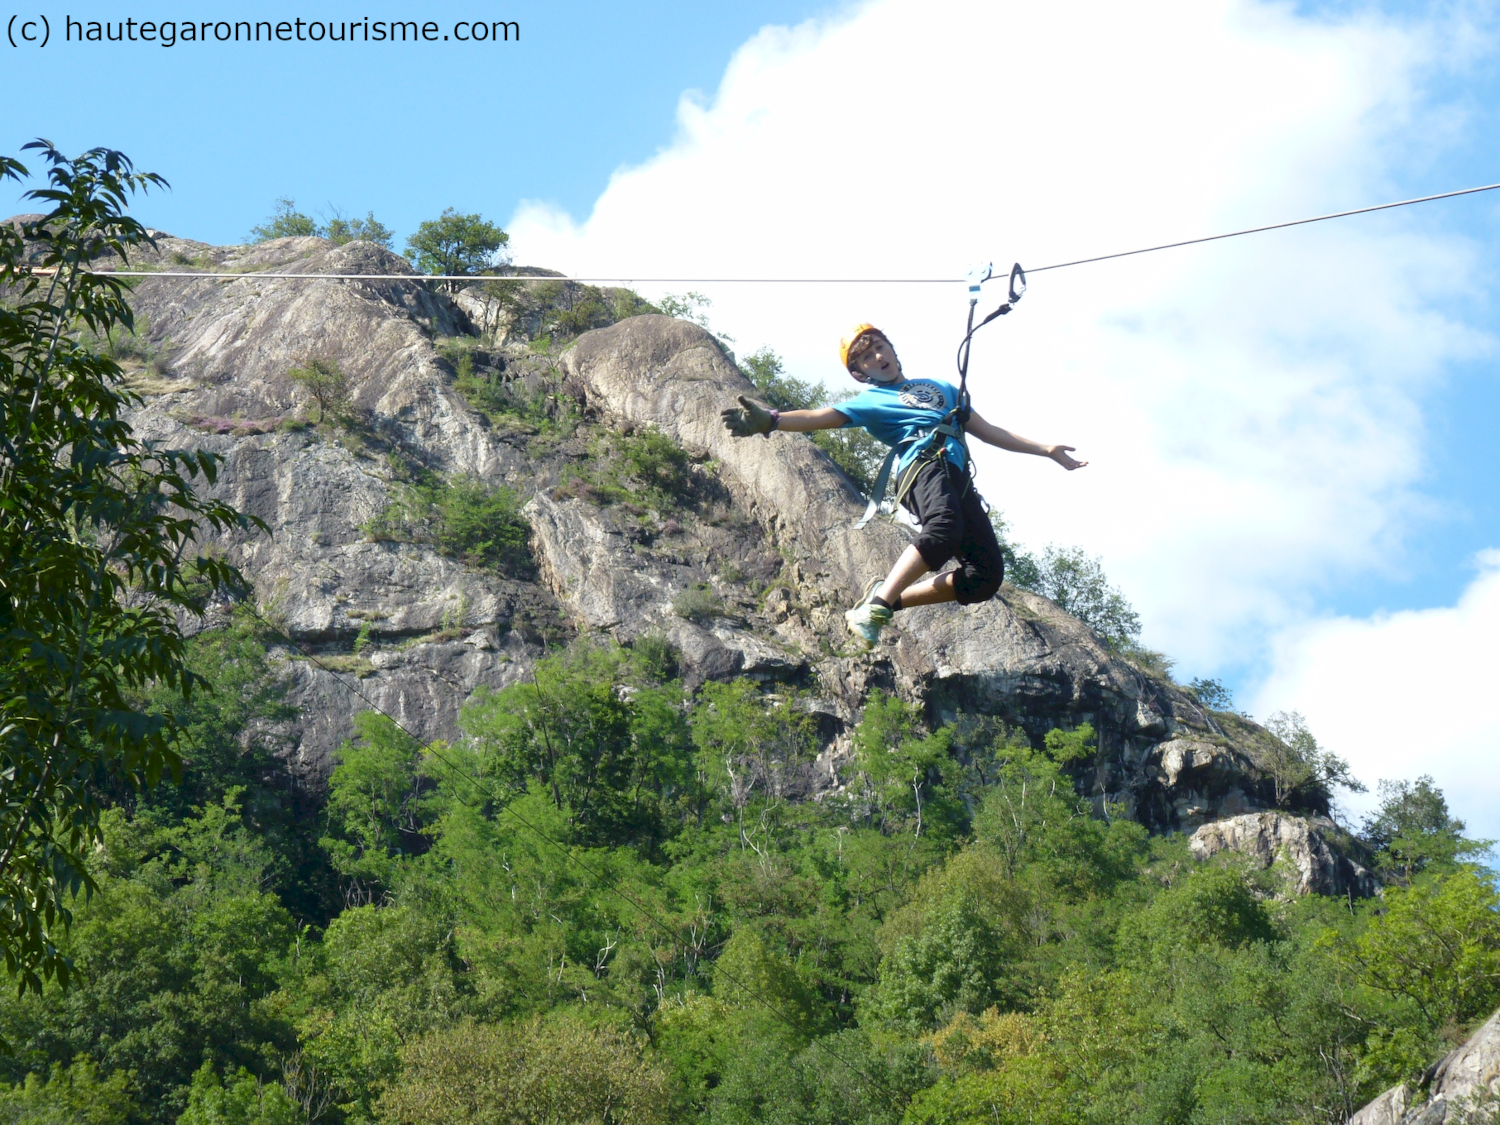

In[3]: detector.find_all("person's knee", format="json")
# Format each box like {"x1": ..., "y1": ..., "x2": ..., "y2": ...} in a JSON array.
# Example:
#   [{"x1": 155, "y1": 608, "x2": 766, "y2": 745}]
[
  {"x1": 954, "y1": 571, "x2": 1002, "y2": 605},
  {"x1": 915, "y1": 512, "x2": 963, "y2": 570},
  {"x1": 953, "y1": 546, "x2": 1004, "y2": 605}
]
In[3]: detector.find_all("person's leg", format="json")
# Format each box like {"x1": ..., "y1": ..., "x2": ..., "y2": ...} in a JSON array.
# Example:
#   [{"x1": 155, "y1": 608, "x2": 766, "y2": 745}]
[
  {"x1": 875, "y1": 460, "x2": 966, "y2": 606},
  {"x1": 846, "y1": 458, "x2": 964, "y2": 648},
  {"x1": 948, "y1": 484, "x2": 1004, "y2": 605},
  {"x1": 875, "y1": 468, "x2": 998, "y2": 609},
  {"x1": 893, "y1": 567, "x2": 959, "y2": 607},
  {"x1": 874, "y1": 543, "x2": 954, "y2": 607}
]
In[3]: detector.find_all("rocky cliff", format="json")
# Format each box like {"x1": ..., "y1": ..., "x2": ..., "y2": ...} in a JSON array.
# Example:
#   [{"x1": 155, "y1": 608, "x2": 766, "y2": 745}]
[
  {"x1": 77, "y1": 226, "x2": 1362, "y2": 879},
  {"x1": 1350, "y1": 1008, "x2": 1500, "y2": 1124}
]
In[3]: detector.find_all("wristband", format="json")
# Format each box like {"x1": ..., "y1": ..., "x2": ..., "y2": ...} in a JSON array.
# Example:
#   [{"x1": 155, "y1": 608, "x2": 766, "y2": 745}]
[{"x1": 765, "y1": 408, "x2": 780, "y2": 438}]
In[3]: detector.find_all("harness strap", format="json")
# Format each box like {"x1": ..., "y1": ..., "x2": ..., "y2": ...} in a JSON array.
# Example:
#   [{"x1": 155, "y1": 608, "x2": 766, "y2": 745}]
[
  {"x1": 854, "y1": 444, "x2": 902, "y2": 530},
  {"x1": 851, "y1": 417, "x2": 971, "y2": 529}
]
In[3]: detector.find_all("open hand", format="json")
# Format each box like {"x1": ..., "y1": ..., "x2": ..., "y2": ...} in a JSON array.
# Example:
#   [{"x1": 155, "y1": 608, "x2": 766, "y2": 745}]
[
  {"x1": 1048, "y1": 445, "x2": 1088, "y2": 470},
  {"x1": 721, "y1": 395, "x2": 775, "y2": 438}
]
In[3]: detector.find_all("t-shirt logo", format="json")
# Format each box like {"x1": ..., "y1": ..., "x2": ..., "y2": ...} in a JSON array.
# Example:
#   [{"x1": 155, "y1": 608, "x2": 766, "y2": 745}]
[{"x1": 897, "y1": 381, "x2": 946, "y2": 411}]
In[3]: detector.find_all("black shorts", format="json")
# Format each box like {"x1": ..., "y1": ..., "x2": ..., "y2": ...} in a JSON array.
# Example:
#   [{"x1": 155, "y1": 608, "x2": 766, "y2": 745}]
[{"x1": 901, "y1": 457, "x2": 1004, "y2": 605}]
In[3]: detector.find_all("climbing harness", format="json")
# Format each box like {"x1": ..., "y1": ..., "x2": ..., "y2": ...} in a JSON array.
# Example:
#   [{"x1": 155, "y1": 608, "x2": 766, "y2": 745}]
[{"x1": 852, "y1": 263, "x2": 1026, "y2": 529}]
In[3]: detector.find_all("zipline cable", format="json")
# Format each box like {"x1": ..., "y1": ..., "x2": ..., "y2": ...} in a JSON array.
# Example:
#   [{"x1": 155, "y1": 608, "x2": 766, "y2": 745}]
[
  {"x1": 238, "y1": 601, "x2": 900, "y2": 1096},
  {"x1": 1024, "y1": 179, "x2": 1500, "y2": 274},
  {"x1": 45, "y1": 177, "x2": 1500, "y2": 285}
]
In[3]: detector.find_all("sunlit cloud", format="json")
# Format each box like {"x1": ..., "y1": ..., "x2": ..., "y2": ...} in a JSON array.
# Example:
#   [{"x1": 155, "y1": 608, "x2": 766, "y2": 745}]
[{"x1": 1251, "y1": 550, "x2": 1500, "y2": 840}]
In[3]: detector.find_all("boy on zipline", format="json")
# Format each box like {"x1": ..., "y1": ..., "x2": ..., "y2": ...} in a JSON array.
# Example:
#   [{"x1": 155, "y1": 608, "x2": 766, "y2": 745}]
[{"x1": 721, "y1": 324, "x2": 1086, "y2": 649}]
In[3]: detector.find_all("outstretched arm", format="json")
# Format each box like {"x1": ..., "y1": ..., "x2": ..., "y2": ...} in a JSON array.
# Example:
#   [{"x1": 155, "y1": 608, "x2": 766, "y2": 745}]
[
  {"x1": 721, "y1": 395, "x2": 849, "y2": 437},
  {"x1": 964, "y1": 408, "x2": 1087, "y2": 470},
  {"x1": 777, "y1": 406, "x2": 850, "y2": 432}
]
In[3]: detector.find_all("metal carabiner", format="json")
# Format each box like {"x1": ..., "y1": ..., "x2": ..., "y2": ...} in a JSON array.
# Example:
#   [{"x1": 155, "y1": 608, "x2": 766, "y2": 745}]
[{"x1": 1008, "y1": 262, "x2": 1027, "y2": 304}]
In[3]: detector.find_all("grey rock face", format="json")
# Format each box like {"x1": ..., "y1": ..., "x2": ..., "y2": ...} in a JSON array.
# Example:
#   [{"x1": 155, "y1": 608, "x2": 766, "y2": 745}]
[
  {"x1": 105, "y1": 234, "x2": 561, "y2": 776},
  {"x1": 1350, "y1": 1085, "x2": 1411, "y2": 1125},
  {"x1": 1190, "y1": 811, "x2": 1380, "y2": 898},
  {"x1": 279, "y1": 631, "x2": 535, "y2": 780},
  {"x1": 88, "y1": 230, "x2": 1353, "y2": 852},
  {"x1": 522, "y1": 486, "x2": 799, "y2": 690},
  {"x1": 1349, "y1": 1009, "x2": 1500, "y2": 1124}
]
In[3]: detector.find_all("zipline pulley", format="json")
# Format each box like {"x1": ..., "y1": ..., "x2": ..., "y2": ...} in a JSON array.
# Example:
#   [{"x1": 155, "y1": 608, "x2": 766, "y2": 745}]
[{"x1": 954, "y1": 261, "x2": 1025, "y2": 421}]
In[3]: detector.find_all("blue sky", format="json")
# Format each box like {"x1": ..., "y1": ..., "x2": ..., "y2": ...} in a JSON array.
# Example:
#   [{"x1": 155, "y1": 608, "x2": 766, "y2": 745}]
[
  {"x1": 8, "y1": 1, "x2": 836, "y2": 241},
  {"x1": 10, "y1": 0, "x2": 1500, "y2": 831}
]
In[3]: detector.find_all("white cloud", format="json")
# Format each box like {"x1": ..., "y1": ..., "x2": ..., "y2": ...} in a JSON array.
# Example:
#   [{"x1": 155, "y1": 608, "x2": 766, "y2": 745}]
[
  {"x1": 508, "y1": 0, "x2": 1494, "y2": 674},
  {"x1": 1251, "y1": 551, "x2": 1500, "y2": 842}
]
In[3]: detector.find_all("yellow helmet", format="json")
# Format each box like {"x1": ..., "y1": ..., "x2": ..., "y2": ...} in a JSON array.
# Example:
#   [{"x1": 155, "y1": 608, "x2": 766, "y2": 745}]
[{"x1": 839, "y1": 323, "x2": 886, "y2": 379}]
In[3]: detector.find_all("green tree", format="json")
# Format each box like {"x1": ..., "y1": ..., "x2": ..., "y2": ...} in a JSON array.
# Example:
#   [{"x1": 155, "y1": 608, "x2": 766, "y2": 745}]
[
  {"x1": 0, "y1": 1057, "x2": 136, "y2": 1125},
  {"x1": 712, "y1": 929, "x2": 824, "y2": 1040},
  {"x1": 870, "y1": 887, "x2": 1024, "y2": 1031},
  {"x1": 404, "y1": 208, "x2": 509, "y2": 288},
  {"x1": 178, "y1": 1062, "x2": 301, "y2": 1125},
  {"x1": 690, "y1": 679, "x2": 816, "y2": 840},
  {"x1": 1121, "y1": 865, "x2": 1278, "y2": 959},
  {"x1": 970, "y1": 727, "x2": 1102, "y2": 881},
  {"x1": 128, "y1": 612, "x2": 337, "y2": 925},
  {"x1": 1344, "y1": 867, "x2": 1500, "y2": 1037},
  {"x1": 614, "y1": 428, "x2": 692, "y2": 503},
  {"x1": 0, "y1": 142, "x2": 260, "y2": 992},
  {"x1": 286, "y1": 357, "x2": 350, "y2": 425},
  {"x1": 1188, "y1": 676, "x2": 1234, "y2": 711},
  {"x1": 866, "y1": 847, "x2": 1035, "y2": 1031},
  {"x1": 740, "y1": 348, "x2": 826, "y2": 412},
  {"x1": 658, "y1": 291, "x2": 715, "y2": 329},
  {"x1": 320, "y1": 712, "x2": 427, "y2": 904},
  {"x1": 0, "y1": 795, "x2": 298, "y2": 1123},
  {"x1": 1261, "y1": 710, "x2": 1365, "y2": 809},
  {"x1": 1030, "y1": 545, "x2": 1141, "y2": 648},
  {"x1": 375, "y1": 1015, "x2": 671, "y2": 1125},
  {"x1": 1360, "y1": 775, "x2": 1490, "y2": 885},
  {"x1": 364, "y1": 471, "x2": 534, "y2": 578},
  {"x1": 248, "y1": 199, "x2": 393, "y2": 247},
  {"x1": 706, "y1": 1027, "x2": 925, "y2": 1125},
  {"x1": 460, "y1": 642, "x2": 694, "y2": 848},
  {"x1": 323, "y1": 206, "x2": 394, "y2": 249},
  {"x1": 287, "y1": 901, "x2": 469, "y2": 1120},
  {"x1": 427, "y1": 477, "x2": 532, "y2": 575},
  {"x1": 248, "y1": 197, "x2": 319, "y2": 242},
  {"x1": 853, "y1": 693, "x2": 957, "y2": 841},
  {"x1": 910, "y1": 1008, "x2": 1074, "y2": 1125}
]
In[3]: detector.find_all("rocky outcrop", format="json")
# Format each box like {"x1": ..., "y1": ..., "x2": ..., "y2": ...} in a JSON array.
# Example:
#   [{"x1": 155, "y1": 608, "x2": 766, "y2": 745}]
[
  {"x1": 1352, "y1": 1085, "x2": 1412, "y2": 1125},
  {"x1": 1190, "y1": 811, "x2": 1380, "y2": 898},
  {"x1": 1350, "y1": 1009, "x2": 1500, "y2": 1123},
  {"x1": 81, "y1": 227, "x2": 1351, "y2": 849}
]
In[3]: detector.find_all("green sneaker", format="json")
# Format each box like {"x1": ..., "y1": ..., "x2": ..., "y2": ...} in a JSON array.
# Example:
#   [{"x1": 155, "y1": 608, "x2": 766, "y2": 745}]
[{"x1": 844, "y1": 601, "x2": 892, "y2": 650}]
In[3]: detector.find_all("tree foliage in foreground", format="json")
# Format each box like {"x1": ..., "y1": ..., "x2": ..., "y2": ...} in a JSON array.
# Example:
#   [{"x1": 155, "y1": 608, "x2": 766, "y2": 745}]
[
  {"x1": 374, "y1": 1016, "x2": 671, "y2": 1125},
  {"x1": 0, "y1": 142, "x2": 260, "y2": 992},
  {"x1": 0, "y1": 631, "x2": 1493, "y2": 1125}
]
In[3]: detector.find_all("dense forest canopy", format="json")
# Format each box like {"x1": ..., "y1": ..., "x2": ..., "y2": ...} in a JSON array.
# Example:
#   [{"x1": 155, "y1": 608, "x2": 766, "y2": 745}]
[{"x1": 0, "y1": 613, "x2": 1493, "y2": 1125}]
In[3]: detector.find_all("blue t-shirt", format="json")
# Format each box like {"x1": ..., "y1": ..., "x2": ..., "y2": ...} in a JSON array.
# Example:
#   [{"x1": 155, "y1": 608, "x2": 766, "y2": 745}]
[{"x1": 834, "y1": 378, "x2": 966, "y2": 478}]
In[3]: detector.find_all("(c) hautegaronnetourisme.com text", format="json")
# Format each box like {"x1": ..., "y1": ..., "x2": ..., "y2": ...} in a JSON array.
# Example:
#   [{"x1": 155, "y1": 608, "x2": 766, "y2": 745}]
[{"x1": 6, "y1": 15, "x2": 519, "y2": 48}]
